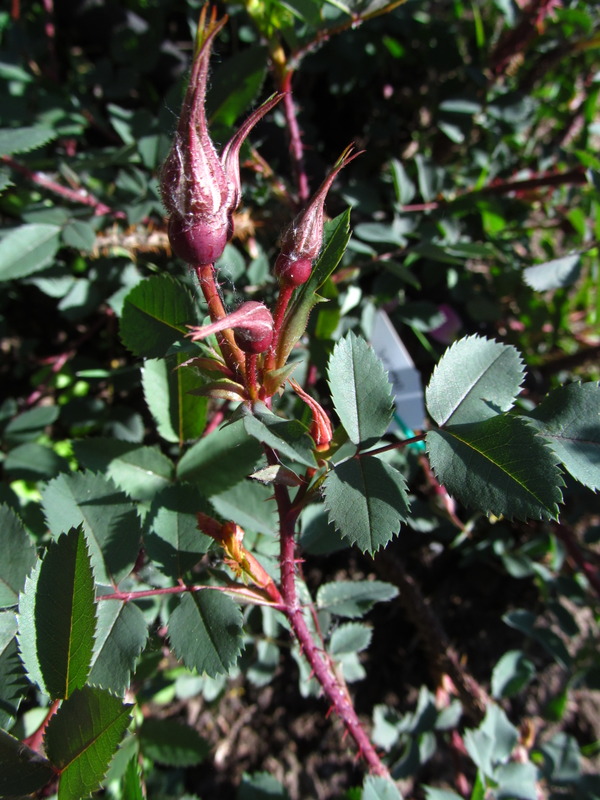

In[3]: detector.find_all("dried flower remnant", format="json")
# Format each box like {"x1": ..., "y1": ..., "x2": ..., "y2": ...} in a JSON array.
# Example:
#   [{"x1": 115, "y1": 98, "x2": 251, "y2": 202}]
[{"x1": 160, "y1": 7, "x2": 282, "y2": 266}]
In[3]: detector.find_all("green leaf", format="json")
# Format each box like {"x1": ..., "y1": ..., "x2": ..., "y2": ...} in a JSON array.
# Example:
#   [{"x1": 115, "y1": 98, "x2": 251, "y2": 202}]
[
  {"x1": 238, "y1": 771, "x2": 290, "y2": 799},
  {"x1": 16, "y1": 558, "x2": 46, "y2": 694},
  {"x1": 424, "y1": 789, "x2": 463, "y2": 800},
  {"x1": 362, "y1": 774, "x2": 403, "y2": 800},
  {"x1": 528, "y1": 382, "x2": 600, "y2": 491},
  {"x1": 142, "y1": 355, "x2": 208, "y2": 443},
  {"x1": 0, "y1": 504, "x2": 36, "y2": 608},
  {"x1": 139, "y1": 717, "x2": 209, "y2": 766},
  {"x1": 72, "y1": 439, "x2": 174, "y2": 504},
  {"x1": 44, "y1": 685, "x2": 132, "y2": 800},
  {"x1": 3, "y1": 404, "x2": 59, "y2": 444},
  {"x1": 491, "y1": 650, "x2": 536, "y2": 699},
  {"x1": 242, "y1": 404, "x2": 316, "y2": 468},
  {"x1": 426, "y1": 415, "x2": 563, "y2": 520},
  {"x1": 503, "y1": 610, "x2": 571, "y2": 668},
  {"x1": 62, "y1": 220, "x2": 97, "y2": 252},
  {"x1": 119, "y1": 275, "x2": 196, "y2": 358},
  {"x1": 41, "y1": 471, "x2": 141, "y2": 585},
  {"x1": 168, "y1": 590, "x2": 243, "y2": 677},
  {"x1": 327, "y1": 331, "x2": 394, "y2": 446},
  {"x1": 0, "y1": 125, "x2": 57, "y2": 156},
  {"x1": 0, "y1": 728, "x2": 54, "y2": 796},
  {"x1": 426, "y1": 335, "x2": 525, "y2": 426},
  {"x1": 329, "y1": 622, "x2": 372, "y2": 656},
  {"x1": 0, "y1": 632, "x2": 29, "y2": 730},
  {"x1": 144, "y1": 484, "x2": 213, "y2": 579},
  {"x1": 0, "y1": 223, "x2": 61, "y2": 281},
  {"x1": 120, "y1": 757, "x2": 144, "y2": 800},
  {"x1": 494, "y1": 761, "x2": 538, "y2": 799},
  {"x1": 207, "y1": 46, "x2": 268, "y2": 127},
  {"x1": 3, "y1": 441, "x2": 70, "y2": 481},
  {"x1": 523, "y1": 254, "x2": 581, "y2": 291},
  {"x1": 88, "y1": 600, "x2": 148, "y2": 694},
  {"x1": 17, "y1": 528, "x2": 95, "y2": 700},
  {"x1": 317, "y1": 580, "x2": 398, "y2": 618},
  {"x1": 323, "y1": 456, "x2": 409, "y2": 553},
  {"x1": 177, "y1": 419, "x2": 263, "y2": 495},
  {"x1": 211, "y1": 480, "x2": 277, "y2": 536}
]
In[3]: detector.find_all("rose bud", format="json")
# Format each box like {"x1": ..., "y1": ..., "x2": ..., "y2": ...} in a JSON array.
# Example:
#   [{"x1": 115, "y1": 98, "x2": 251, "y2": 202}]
[
  {"x1": 274, "y1": 144, "x2": 362, "y2": 287},
  {"x1": 161, "y1": 7, "x2": 283, "y2": 266},
  {"x1": 187, "y1": 301, "x2": 274, "y2": 355}
]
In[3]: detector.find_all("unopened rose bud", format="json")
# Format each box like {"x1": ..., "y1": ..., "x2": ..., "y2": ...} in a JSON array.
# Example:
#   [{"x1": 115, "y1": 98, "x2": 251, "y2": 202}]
[
  {"x1": 161, "y1": 7, "x2": 282, "y2": 266},
  {"x1": 187, "y1": 301, "x2": 274, "y2": 355},
  {"x1": 274, "y1": 145, "x2": 361, "y2": 287}
]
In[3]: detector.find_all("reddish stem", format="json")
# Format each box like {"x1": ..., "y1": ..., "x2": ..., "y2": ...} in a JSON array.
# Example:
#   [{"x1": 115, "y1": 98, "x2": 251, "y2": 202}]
[
  {"x1": 268, "y1": 448, "x2": 392, "y2": 778},
  {"x1": 1, "y1": 155, "x2": 127, "y2": 219},
  {"x1": 264, "y1": 283, "x2": 294, "y2": 375},
  {"x1": 23, "y1": 698, "x2": 60, "y2": 753},
  {"x1": 246, "y1": 353, "x2": 259, "y2": 403},
  {"x1": 280, "y1": 71, "x2": 310, "y2": 205},
  {"x1": 97, "y1": 582, "x2": 281, "y2": 607},
  {"x1": 194, "y1": 264, "x2": 245, "y2": 378}
]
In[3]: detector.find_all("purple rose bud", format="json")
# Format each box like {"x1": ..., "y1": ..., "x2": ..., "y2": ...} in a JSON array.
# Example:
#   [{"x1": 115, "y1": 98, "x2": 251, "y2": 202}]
[
  {"x1": 187, "y1": 301, "x2": 274, "y2": 355},
  {"x1": 274, "y1": 145, "x2": 361, "y2": 287},
  {"x1": 161, "y1": 8, "x2": 283, "y2": 266}
]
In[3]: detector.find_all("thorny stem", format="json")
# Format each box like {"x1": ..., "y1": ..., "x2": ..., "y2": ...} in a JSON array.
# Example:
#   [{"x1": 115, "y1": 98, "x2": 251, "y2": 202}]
[
  {"x1": 194, "y1": 264, "x2": 245, "y2": 378},
  {"x1": 246, "y1": 353, "x2": 259, "y2": 403},
  {"x1": 1, "y1": 155, "x2": 127, "y2": 219},
  {"x1": 280, "y1": 71, "x2": 310, "y2": 205},
  {"x1": 264, "y1": 283, "x2": 294, "y2": 374},
  {"x1": 267, "y1": 447, "x2": 392, "y2": 779}
]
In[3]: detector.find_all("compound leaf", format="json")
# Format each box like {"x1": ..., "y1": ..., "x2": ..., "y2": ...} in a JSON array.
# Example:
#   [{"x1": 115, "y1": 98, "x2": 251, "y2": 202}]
[
  {"x1": 323, "y1": 456, "x2": 409, "y2": 553},
  {"x1": 0, "y1": 504, "x2": 36, "y2": 609},
  {"x1": 528, "y1": 382, "x2": 600, "y2": 491},
  {"x1": 426, "y1": 335, "x2": 524, "y2": 427},
  {"x1": 327, "y1": 331, "x2": 394, "y2": 447},
  {"x1": 88, "y1": 600, "x2": 148, "y2": 694},
  {"x1": 41, "y1": 471, "x2": 140, "y2": 585},
  {"x1": 168, "y1": 590, "x2": 243, "y2": 677},
  {"x1": 317, "y1": 580, "x2": 398, "y2": 619},
  {"x1": 0, "y1": 728, "x2": 54, "y2": 796},
  {"x1": 120, "y1": 274, "x2": 196, "y2": 358},
  {"x1": 17, "y1": 528, "x2": 95, "y2": 700},
  {"x1": 44, "y1": 685, "x2": 132, "y2": 800},
  {"x1": 426, "y1": 415, "x2": 563, "y2": 520}
]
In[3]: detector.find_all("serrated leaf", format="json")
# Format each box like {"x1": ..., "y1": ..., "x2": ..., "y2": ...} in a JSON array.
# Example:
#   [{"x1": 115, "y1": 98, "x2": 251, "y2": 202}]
[
  {"x1": 72, "y1": 439, "x2": 174, "y2": 504},
  {"x1": 362, "y1": 774, "x2": 403, "y2": 800},
  {"x1": 144, "y1": 484, "x2": 213, "y2": 579},
  {"x1": 323, "y1": 456, "x2": 409, "y2": 553},
  {"x1": 121, "y1": 757, "x2": 144, "y2": 800},
  {"x1": 426, "y1": 415, "x2": 563, "y2": 520},
  {"x1": 17, "y1": 558, "x2": 46, "y2": 694},
  {"x1": 0, "y1": 635, "x2": 29, "y2": 730},
  {"x1": 316, "y1": 580, "x2": 398, "y2": 619},
  {"x1": 88, "y1": 600, "x2": 148, "y2": 694},
  {"x1": 0, "y1": 728, "x2": 54, "y2": 795},
  {"x1": 44, "y1": 685, "x2": 132, "y2": 800},
  {"x1": 523, "y1": 254, "x2": 581, "y2": 291},
  {"x1": 0, "y1": 504, "x2": 36, "y2": 608},
  {"x1": 242, "y1": 404, "x2": 316, "y2": 468},
  {"x1": 177, "y1": 419, "x2": 263, "y2": 495},
  {"x1": 142, "y1": 355, "x2": 208, "y2": 443},
  {"x1": 327, "y1": 331, "x2": 394, "y2": 447},
  {"x1": 211, "y1": 480, "x2": 277, "y2": 536},
  {"x1": 139, "y1": 717, "x2": 209, "y2": 766},
  {"x1": 17, "y1": 529, "x2": 95, "y2": 700},
  {"x1": 528, "y1": 382, "x2": 600, "y2": 491},
  {"x1": 62, "y1": 220, "x2": 97, "y2": 252},
  {"x1": 41, "y1": 471, "x2": 140, "y2": 585},
  {"x1": 3, "y1": 441, "x2": 70, "y2": 481},
  {"x1": 329, "y1": 622, "x2": 372, "y2": 656},
  {"x1": 0, "y1": 125, "x2": 57, "y2": 156},
  {"x1": 168, "y1": 590, "x2": 243, "y2": 677},
  {"x1": 426, "y1": 335, "x2": 525, "y2": 427},
  {"x1": 119, "y1": 275, "x2": 196, "y2": 358},
  {"x1": 207, "y1": 46, "x2": 268, "y2": 128},
  {"x1": 0, "y1": 223, "x2": 61, "y2": 281}
]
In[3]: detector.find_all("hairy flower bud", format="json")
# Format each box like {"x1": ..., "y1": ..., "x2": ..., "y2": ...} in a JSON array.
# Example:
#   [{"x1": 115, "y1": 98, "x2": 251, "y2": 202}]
[
  {"x1": 161, "y1": 7, "x2": 283, "y2": 265},
  {"x1": 274, "y1": 145, "x2": 361, "y2": 287},
  {"x1": 187, "y1": 301, "x2": 274, "y2": 355}
]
